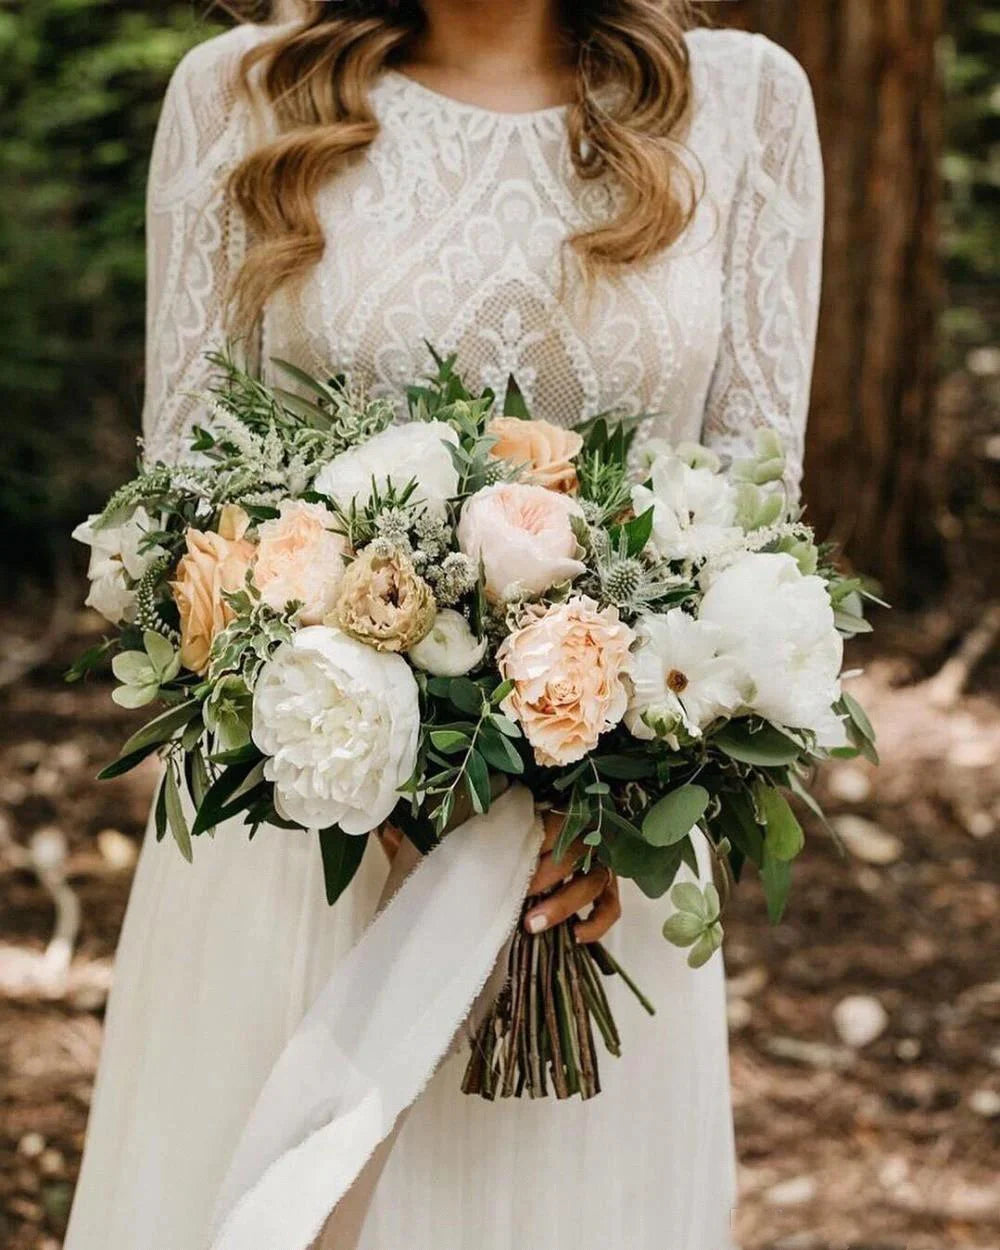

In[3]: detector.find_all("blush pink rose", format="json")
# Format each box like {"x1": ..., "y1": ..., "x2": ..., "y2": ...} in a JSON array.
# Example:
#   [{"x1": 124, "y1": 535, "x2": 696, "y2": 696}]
[
  {"x1": 497, "y1": 596, "x2": 635, "y2": 767},
  {"x1": 457, "y1": 482, "x2": 585, "y2": 602},
  {"x1": 252, "y1": 499, "x2": 350, "y2": 625},
  {"x1": 487, "y1": 417, "x2": 584, "y2": 493}
]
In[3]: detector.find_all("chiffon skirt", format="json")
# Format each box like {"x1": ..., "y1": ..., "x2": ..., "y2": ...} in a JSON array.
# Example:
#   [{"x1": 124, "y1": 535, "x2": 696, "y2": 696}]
[{"x1": 65, "y1": 813, "x2": 739, "y2": 1250}]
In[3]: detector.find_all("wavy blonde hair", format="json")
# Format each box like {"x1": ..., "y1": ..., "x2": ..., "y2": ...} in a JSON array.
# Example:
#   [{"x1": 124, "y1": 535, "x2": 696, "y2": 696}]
[{"x1": 226, "y1": 0, "x2": 698, "y2": 330}]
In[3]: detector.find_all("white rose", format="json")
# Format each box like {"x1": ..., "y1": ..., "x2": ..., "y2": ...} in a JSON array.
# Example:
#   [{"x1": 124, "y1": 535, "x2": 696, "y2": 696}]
[
  {"x1": 626, "y1": 609, "x2": 748, "y2": 742},
  {"x1": 72, "y1": 506, "x2": 165, "y2": 624},
  {"x1": 313, "y1": 421, "x2": 459, "y2": 518},
  {"x1": 632, "y1": 454, "x2": 741, "y2": 564},
  {"x1": 457, "y1": 482, "x2": 586, "y2": 601},
  {"x1": 699, "y1": 552, "x2": 846, "y2": 743},
  {"x1": 252, "y1": 625, "x2": 420, "y2": 835},
  {"x1": 408, "y1": 609, "x2": 487, "y2": 677}
]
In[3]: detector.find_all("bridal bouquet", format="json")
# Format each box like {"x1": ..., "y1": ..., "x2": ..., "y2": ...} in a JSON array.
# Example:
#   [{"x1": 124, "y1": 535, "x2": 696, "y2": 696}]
[{"x1": 71, "y1": 349, "x2": 878, "y2": 1100}]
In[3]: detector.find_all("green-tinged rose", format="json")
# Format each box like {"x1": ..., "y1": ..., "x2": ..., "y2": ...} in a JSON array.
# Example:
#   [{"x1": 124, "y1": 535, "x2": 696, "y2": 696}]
[
  {"x1": 733, "y1": 482, "x2": 785, "y2": 531},
  {"x1": 732, "y1": 428, "x2": 787, "y2": 487},
  {"x1": 330, "y1": 547, "x2": 436, "y2": 652},
  {"x1": 775, "y1": 533, "x2": 819, "y2": 576},
  {"x1": 204, "y1": 675, "x2": 253, "y2": 751}
]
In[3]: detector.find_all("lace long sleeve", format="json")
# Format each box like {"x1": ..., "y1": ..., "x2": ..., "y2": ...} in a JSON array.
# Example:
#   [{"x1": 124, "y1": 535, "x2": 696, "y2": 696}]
[
  {"x1": 701, "y1": 40, "x2": 824, "y2": 497},
  {"x1": 142, "y1": 28, "x2": 264, "y2": 465}
]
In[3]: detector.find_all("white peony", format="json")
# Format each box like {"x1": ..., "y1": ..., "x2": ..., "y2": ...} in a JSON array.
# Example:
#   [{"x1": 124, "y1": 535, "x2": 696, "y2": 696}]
[
  {"x1": 72, "y1": 506, "x2": 165, "y2": 624},
  {"x1": 626, "y1": 609, "x2": 748, "y2": 742},
  {"x1": 699, "y1": 552, "x2": 846, "y2": 744},
  {"x1": 632, "y1": 454, "x2": 741, "y2": 564},
  {"x1": 313, "y1": 421, "x2": 459, "y2": 518},
  {"x1": 408, "y1": 609, "x2": 487, "y2": 677},
  {"x1": 252, "y1": 625, "x2": 420, "y2": 834}
]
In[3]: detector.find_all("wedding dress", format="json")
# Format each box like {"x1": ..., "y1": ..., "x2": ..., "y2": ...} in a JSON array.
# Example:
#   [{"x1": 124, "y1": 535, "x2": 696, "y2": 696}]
[{"x1": 65, "y1": 22, "x2": 823, "y2": 1250}]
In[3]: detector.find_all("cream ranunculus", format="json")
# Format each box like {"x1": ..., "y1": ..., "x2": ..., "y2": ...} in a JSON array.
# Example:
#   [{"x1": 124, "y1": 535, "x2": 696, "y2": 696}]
[
  {"x1": 252, "y1": 499, "x2": 349, "y2": 625},
  {"x1": 408, "y1": 608, "x2": 488, "y2": 677},
  {"x1": 699, "y1": 551, "x2": 846, "y2": 744},
  {"x1": 625, "y1": 609, "x2": 748, "y2": 745},
  {"x1": 170, "y1": 506, "x2": 255, "y2": 676},
  {"x1": 632, "y1": 453, "x2": 741, "y2": 564},
  {"x1": 72, "y1": 506, "x2": 165, "y2": 624},
  {"x1": 498, "y1": 596, "x2": 634, "y2": 767},
  {"x1": 457, "y1": 482, "x2": 586, "y2": 602},
  {"x1": 487, "y1": 416, "x2": 584, "y2": 493},
  {"x1": 313, "y1": 421, "x2": 459, "y2": 518},
  {"x1": 252, "y1": 625, "x2": 420, "y2": 834},
  {"x1": 331, "y1": 546, "x2": 436, "y2": 652}
]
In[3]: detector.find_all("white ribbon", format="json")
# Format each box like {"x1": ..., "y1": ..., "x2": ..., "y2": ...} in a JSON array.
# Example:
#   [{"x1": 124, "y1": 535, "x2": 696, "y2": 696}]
[{"x1": 210, "y1": 784, "x2": 542, "y2": 1250}]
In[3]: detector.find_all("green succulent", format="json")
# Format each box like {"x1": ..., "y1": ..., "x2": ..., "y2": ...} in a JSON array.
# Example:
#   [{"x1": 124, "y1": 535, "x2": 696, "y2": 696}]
[
  {"x1": 111, "y1": 631, "x2": 180, "y2": 709},
  {"x1": 731, "y1": 428, "x2": 787, "y2": 487},
  {"x1": 662, "y1": 881, "x2": 725, "y2": 969}
]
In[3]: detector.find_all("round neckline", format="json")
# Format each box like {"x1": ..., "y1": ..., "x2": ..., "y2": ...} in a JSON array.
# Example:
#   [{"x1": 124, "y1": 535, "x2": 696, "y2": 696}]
[{"x1": 384, "y1": 69, "x2": 571, "y2": 124}]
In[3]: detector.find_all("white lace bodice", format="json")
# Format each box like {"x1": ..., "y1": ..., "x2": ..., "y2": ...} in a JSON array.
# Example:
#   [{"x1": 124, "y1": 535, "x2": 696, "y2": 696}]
[{"x1": 143, "y1": 23, "x2": 823, "y2": 491}]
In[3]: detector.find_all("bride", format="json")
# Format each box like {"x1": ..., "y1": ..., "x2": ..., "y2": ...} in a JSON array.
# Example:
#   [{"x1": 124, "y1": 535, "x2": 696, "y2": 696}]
[{"x1": 65, "y1": 1, "x2": 822, "y2": 1247}]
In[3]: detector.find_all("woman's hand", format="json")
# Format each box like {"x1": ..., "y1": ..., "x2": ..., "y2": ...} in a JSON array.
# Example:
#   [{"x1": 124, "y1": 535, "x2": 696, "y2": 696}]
[{"x1": 523, "y1": 809, "x2": 621, "y2": 944}]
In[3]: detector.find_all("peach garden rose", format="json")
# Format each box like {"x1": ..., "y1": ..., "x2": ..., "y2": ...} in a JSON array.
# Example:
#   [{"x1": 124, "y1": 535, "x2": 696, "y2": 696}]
[
  {"x1": 170, "y1": 505, "x2": 255, "y2": 676},
  {"x1": 497, "y1": 596, "x2": 635, "y2": 767},
  {"x1": 252, "y1": 499, "x2": 350, "y2": 625},
  {"x1": 487, "y1": 416, "x2": 584, "y2": 493}
]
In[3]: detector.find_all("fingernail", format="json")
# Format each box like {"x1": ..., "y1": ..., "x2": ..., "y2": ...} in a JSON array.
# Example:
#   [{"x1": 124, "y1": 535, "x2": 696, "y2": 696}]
[{"x1": 526, "y1": 912, "x2": 548, "y2": 934}]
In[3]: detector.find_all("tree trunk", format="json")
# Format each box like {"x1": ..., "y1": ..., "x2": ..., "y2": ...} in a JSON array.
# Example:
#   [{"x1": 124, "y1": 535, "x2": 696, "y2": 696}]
[{"x1": 714, "y1": 0, "x2": 945, "y2": 601}]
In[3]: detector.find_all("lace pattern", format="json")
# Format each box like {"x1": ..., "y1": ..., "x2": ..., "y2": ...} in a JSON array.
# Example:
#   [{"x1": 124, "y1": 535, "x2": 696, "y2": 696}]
[{"x1": 142, "y1": 25, "x2": 823, "y2": 494}]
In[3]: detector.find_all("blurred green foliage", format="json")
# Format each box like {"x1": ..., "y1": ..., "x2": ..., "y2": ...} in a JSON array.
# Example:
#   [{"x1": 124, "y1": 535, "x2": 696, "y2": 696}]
[
  {"x1": 0, "y1": 1, "x2": 995, "y2": 584},
  {"x1": 0, "y1": 0, "x2": 221, "y2": 575},
  {"x1": 941, "y1": 0, "x2": 1000, "y2": 362}
]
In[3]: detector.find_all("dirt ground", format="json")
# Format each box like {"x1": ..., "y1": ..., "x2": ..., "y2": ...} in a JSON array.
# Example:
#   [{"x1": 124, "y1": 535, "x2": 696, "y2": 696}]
[{"x1": 1, "y1": 606, "x2": 998, "y2": 1250}]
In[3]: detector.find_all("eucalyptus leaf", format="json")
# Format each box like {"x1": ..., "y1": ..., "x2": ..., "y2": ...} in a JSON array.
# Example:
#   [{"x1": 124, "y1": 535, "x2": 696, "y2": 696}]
[
  {"x1": 429, "y1": 729, "x2": 470, "y2": 754},
  {"x1": 163, "y1": 764, "x2": 192, "y2": 863},
  {"x1": 448, "y1": 677, "x2": 486, "y2": 717},
  {"x1": 502, "y1": 374, "x2": 532, "y2": 419},
  {"x1": 318, "y1": 828, "x2": 369, "y2": 906},
  {"x1": 834, "y1": 610, "x2": 874, "y2": 635},
  {"x1": 153, "y1": 773, "x2": 168, "y2": 843},
  {"x1": 842, "y1": 691, "x2": 876, "y2": 743},
  {"x1": 97, "y1": 741, "x2": 162, "y2": 781},
  {"x1": 642, "y1": 784, "x2": 710, "y2": 847},
  {"x1": 465, "y1": 749, "x2": 492, "y2": 814},
  {"x1": 594, "y1": 754, "x2": 655, "y2": 780},
  {"x1": 713, "y1": 722, "x2": 802, "y2": 767},
  {"x1": 191, "y1": 757, "x2": 261, "y2": 837},
  {"x1": 756, "y1": 785, "x2": 805, "y2": 861},
  {"x1": 477, "y1": 729, "x2": 525, "y2": 775},
  {"x1": 488, "y1": 712, "x2": 520, "y2": 738},
  {"x1": 119, "y1": 700, "x2": 202, "y2": 760},
  {"x1": 761, "y1": 851, "x2": 791, "y2": 925},
  {"x1": 490, "y1": 681, "x2": 516, "y2": 708}
]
